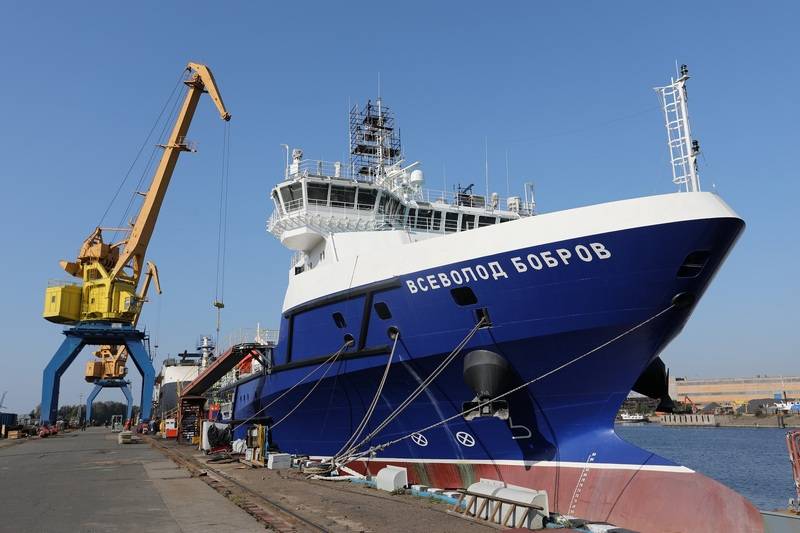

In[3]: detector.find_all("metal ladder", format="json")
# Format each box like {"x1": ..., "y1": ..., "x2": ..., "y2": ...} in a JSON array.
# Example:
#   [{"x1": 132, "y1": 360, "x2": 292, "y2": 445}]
[{"x1": 655, "y1": 66, "x2": 701, "y2": 192}]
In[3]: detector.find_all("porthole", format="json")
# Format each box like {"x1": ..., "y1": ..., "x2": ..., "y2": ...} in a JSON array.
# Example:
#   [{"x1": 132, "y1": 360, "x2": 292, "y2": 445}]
[
  {"x1": 677, "y1": 250, "x2": 710, "y2": 278},
  {"x1": 374, "y1": 302, "x2": 392, "y2": 320},
  {"x1": 451, "y1": 287, "x2": 478, "y2": 306},
  {"x1": 332, "y1": 312, "x2": 347, "y2": 328}
]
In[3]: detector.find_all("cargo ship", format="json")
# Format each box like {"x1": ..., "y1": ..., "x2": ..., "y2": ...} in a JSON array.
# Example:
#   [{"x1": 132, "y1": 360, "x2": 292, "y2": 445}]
[{"x1": 227, "y1": 67, "x2": 761, "y2": 531}]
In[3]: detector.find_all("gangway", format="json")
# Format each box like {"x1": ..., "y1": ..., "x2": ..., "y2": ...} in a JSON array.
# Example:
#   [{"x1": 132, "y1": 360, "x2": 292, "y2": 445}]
[
  {"x1": 176, "y1": 343, "x2": 271, "y2": 443},
  {"x1": 181, "y1": 343, "x2": 271, "y2": 398}
]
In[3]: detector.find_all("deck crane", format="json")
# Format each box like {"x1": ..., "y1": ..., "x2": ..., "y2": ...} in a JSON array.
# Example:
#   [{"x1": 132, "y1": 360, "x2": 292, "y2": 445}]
[{"x1": 40, "y1": 63, "x2": 230, "y2": 425}]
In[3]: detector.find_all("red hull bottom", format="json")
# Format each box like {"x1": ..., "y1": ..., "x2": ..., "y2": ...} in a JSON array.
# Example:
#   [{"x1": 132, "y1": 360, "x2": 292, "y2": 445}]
[{"x1": 344, "y1": 459, "x2": 763, "y2": 532}]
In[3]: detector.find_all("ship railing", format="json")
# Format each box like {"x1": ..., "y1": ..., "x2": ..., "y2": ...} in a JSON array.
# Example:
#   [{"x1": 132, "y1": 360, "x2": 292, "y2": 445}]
[
  {"x1": 287, "y1": 160, "x2": 369, "y2": 182},
  {"x1": 269, "y1": 202, "x2": 529, "y2": 234},
  {"x1": 272, "y1": 186, "x2": 532, "y2": 220},
  {"x1": 412, "y1": 187, "x2": 535, "y2": 215},
  {"x1": 47, "y1": 279, "x2": 81, "y2": 288},
  {"x1": 223, "y1": 327, "x2": 279, "y2": 348}
]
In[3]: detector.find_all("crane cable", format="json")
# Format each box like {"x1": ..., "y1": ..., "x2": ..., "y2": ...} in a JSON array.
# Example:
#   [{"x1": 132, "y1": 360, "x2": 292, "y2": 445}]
[
  {"x1": 98, "y1": 69, "x2": 186, "y2": 229},
  {"x1": 213, "y1": 121, "x2": 231, "y2": 351},
  {"x1": 112, "y1": 76, "x2": 188, "y2": 245},
  {"x1": 339, "y1": 304, "x2": 676, "y2": 465}
]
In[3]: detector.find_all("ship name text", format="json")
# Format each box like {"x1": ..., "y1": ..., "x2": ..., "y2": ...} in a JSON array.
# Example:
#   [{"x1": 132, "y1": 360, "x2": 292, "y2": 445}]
[{"x1": 405, "y1": 242, "x2": 611, "y2": 294}]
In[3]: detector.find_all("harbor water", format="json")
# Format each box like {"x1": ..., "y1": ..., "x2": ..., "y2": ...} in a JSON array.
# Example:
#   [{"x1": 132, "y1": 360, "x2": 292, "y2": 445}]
[{"x1": 616, "y1": 424, "x2": 794, "y2": 511}]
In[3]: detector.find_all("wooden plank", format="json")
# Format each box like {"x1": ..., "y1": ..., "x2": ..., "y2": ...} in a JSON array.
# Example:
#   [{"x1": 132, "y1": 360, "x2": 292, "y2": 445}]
[
  {"x1": 501, "y1": 504, "x2": 516, "y2": 527},
  {"x1": 488, "y1": 499, "x2": 502, "y2": 523},
  {"x1": 474, "y1": 497, "x2": 488, "y2": 520},
  {"x1": 514, "y1": 507, "x2": 530, "y2": 528},
  {"x1": 451, "y1": 493, "x2": 466, "y2": 513}
]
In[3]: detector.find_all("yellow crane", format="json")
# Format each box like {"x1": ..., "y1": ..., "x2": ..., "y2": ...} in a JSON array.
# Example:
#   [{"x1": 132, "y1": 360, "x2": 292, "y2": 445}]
[{"x1": 42, "y1": 63, "x2": 231, "y2": 382}]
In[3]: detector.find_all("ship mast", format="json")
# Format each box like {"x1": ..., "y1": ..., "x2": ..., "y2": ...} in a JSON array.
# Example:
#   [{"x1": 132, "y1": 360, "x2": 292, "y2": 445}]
[
  {"x1": 655, "y1": 64, "x2": 701, "y2": 193},
  {"x1": 349, "y1": 98, "x2": 401, "y2": 187}
]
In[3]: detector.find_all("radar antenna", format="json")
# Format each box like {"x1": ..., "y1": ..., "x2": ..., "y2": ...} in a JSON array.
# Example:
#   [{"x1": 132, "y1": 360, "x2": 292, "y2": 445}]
[{"x1": 655, "y1": 64, "x2": 701, "y2": 192}]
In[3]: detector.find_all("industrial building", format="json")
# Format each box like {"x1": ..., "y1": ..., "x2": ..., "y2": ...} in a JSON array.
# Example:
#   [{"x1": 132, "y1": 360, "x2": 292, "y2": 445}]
[{"x1": 669, "y1": 375, "x2": 800, "y2": 406}]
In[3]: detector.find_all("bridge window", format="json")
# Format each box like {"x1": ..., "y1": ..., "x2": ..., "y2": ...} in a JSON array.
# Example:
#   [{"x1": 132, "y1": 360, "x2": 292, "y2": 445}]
[
  {"x1": 356, "y1": 188, "x2": 378, "y2": 210},
  {"x1": 461, "y1": 214, "x2": 475, "y2": 231},
  {"x1": 416, "y1": 209, "x2": 433, "y2": 230},
  {"x1": 407, "y1": 208, "x2": 417, "y2": 228},
  {"x1": 444, "y1": 212, "x2": 459, "y2": 233},
  {"x1": 330, "y1": 185, "x2": 356, "y2": 209},
  {"x1": 478, "y1": 216, "x2": 497, "y2": 227},
  {"x1": 307, "y1": 182, "x2": 329, "y2": 206},
  {"x1": 279, "y1": 182, "x2": 304, "y2": 212},
  {"x1": 431, "y1": 210, "x2": 442, "y2": 231}
]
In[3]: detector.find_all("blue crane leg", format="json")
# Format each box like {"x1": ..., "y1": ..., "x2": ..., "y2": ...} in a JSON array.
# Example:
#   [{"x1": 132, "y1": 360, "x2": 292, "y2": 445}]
[
  {"x1": 40, "y1": 335, "x2": 85, "y2": 425},
  {"x1": 120, "y1": 384, "x2": 134, "y2": 420},
  {"x1": 125, "y1": 340, "x2": 155, "y2": 422},
  {"x1": 85, "y1": 383, "x2": 104, "y2": 423}
]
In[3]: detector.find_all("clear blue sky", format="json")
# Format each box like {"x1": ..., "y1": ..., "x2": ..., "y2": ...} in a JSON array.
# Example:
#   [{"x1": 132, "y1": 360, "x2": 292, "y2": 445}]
[{"x1": 1, "y1": 2, "x2": 797, "y2": 415}]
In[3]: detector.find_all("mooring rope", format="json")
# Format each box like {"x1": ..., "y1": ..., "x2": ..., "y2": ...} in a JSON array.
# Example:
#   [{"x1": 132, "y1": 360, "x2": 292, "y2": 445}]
[
  {"x1": 233, "y1": 339, "x2": 352, "y2": 432},
  {"x1": 329, "y1": 331, "x2": 401, "y2": 466},
  {"x1": 329, "y1": 316, "x2": 487, "y2": 467},
  {"x1": 272, "y1": 335, "x2": 350, "y2": 429},
  {"x1": 339, "y1": 304, "x2": 676, "y2": 464}
]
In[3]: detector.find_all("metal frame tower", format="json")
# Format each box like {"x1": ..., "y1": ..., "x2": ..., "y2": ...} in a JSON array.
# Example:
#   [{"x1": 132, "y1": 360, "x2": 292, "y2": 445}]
[
  {"x1": 349, "y1": 98, "x2": 402, "y2": 181},
  {"x1": 655, "y1": 64, "x2": 701, "y2": 193}
]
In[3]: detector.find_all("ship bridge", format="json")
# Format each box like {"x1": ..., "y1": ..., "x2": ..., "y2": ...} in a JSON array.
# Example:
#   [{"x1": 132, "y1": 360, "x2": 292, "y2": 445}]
[{"x1": 266, "y1": 98, "x2": 535, "y2": 274}]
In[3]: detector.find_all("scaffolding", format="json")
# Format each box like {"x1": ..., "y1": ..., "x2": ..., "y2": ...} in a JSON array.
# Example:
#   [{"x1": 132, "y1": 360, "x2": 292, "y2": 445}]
[{"x1": 349, "y1": 98, "x2": 402, "y2": 180}]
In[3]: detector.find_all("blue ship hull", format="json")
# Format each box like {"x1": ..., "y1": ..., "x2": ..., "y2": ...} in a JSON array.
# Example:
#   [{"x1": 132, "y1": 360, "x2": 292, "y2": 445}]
[
  {"x1": 232, "y1": 217, "x2": 742, "y2": 465},
  {"x1": 230, "y1": 214, "x2": 764, "y2": 531}
]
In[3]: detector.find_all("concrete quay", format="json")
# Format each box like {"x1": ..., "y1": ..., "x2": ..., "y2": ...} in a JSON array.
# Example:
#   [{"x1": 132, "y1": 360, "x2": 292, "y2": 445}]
[
  {"x1": 0, "y1": 427, "x2": 264, "y2": 532},
  {"x1": 0, "y1": 427, "x2": 496, "y2": 532}
]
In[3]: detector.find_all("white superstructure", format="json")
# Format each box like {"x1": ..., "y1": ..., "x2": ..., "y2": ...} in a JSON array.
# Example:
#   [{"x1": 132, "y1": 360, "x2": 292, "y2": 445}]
[{"x1": 268, "y1": 98, "x2": 534, "y2": 280}]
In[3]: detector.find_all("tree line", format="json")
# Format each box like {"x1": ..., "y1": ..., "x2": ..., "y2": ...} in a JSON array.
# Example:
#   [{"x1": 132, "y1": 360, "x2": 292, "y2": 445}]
[{"x1": 28, "y1": 402, "x2": 140, "y2": 425}]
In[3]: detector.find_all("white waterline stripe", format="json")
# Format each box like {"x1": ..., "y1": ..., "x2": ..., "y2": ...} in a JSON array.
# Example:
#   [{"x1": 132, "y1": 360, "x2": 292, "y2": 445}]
[{"x1": 309, "y1": 455, "x2": 694, "y2": 474}]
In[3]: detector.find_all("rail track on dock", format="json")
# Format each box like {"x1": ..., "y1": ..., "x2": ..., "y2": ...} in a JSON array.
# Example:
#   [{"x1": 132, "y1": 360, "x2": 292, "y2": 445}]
[{"x1": 147, "y1": 437, "x2": 328, "y2": 532}]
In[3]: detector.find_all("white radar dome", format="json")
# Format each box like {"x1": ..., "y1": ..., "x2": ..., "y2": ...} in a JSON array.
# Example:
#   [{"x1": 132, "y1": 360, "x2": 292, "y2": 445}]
[{"x1": 409, "y1": 169, "x2": 425, "y2": 188}]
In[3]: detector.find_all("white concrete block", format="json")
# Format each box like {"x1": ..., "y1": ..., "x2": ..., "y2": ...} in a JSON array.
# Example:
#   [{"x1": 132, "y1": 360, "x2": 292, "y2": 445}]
[
  {"x1": 267, "y1": 453, "x2": 292, "y2": 470},
  {"x1": 375, "y1": 465, "x2": 408, "y2": 492}
]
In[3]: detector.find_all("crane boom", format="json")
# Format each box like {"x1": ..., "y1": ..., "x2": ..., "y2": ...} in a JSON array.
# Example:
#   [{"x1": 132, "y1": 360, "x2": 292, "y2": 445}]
[
  {"x1": 44, "y1": 62, "x2": 230, "y2": 326},
  {"x1": 110, "y1": 63, "x2": 231, "y2": 284}
]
